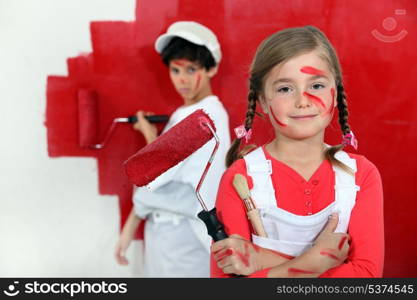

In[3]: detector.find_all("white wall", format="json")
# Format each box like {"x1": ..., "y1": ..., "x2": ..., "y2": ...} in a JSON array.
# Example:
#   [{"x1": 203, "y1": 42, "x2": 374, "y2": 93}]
[{"x1": 0, "y1": 0, "x2": 143, "y2": 277}]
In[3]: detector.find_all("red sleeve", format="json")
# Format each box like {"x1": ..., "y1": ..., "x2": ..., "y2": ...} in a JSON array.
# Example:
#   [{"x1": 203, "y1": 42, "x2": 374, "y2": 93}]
[
  {"x1": 210, "y1": 159, "x2": 270, "y2": 277},
  {"x1": 319, "y1": 156, "x2": 385, "y2": 277}
]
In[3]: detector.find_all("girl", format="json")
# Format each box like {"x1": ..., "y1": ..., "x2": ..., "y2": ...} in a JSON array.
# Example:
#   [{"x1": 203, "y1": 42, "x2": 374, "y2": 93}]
[{"x1": 211, "y1": 26, "x2": 384, "y2": 278}]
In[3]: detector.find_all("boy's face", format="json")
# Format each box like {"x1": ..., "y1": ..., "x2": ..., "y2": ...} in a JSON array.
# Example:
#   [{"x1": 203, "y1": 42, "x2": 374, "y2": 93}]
[{"x1": 168, "y1": 59, "x2": 216, "y2": 103}]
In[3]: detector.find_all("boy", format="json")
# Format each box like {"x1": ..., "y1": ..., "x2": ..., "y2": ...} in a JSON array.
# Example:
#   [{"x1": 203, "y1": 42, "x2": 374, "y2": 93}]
[{"x1": 114, "y1": 21, "x2": 230, "y2": 277}]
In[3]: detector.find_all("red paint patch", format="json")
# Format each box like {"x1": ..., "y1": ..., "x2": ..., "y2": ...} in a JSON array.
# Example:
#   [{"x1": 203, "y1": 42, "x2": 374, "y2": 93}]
[
  {"x1": 303, "y1": 92, "x2": 326, "y2": 109},
  {"x1": 236, "y1": 243, "x2": 250, "y2": 267},
  {"x1": 338, "y1": 236, "x2": 348, "y2": 250},
  {"x1": 329, "y1": 88, "x2": 336, "y2": 115},
  {"x1": 270, "y1": 106, "x2": 287, "y2": 127},
  {"x1": 300, "y1": 66, "x2": 325, "y2": 76},
  {"x1": 172, "y1": 59, "x2": 188, "y2": 67},
  {"x1": 195, "y1": 73, "x2": 201, "y2": 90},
  {"x1": 320, "y1": 251, "x2": 339, "y2": 261},
  {"x1": 288, "y1": 268, "x2": 316, "y2": 275},
  {"x1": 45, "y1": 20, "x2": 178, "y2": 240},
  {"x1": 214, "y1": 248, "x2": 234, "y2": 261}
]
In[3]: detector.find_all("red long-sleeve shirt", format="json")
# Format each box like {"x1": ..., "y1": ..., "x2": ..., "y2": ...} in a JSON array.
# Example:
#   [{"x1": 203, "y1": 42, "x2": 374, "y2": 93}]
[{"x1": 211, "y1": 146, "x2": 384, "y2": 277}]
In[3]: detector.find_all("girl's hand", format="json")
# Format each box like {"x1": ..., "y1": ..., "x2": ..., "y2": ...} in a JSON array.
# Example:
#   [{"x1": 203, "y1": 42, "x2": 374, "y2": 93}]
[
  {"x1": 211, "y1": 234, "x2": 264, "y2": 276},
  {"x1": 313, "y1": 213, "x2": 350, "y2": 269},
  {"x1": 133, "y1": 110, "x2": 158, "y2": 144}
]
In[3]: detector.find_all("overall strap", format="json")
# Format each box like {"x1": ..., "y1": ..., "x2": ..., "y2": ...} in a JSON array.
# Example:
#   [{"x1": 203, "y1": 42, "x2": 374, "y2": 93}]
[
  {"x1": 332, "y1": 150, "x2": 360, "y2": 233},
  {"x1": 243, "y1": 148, "x2": 276, "y2": 209}
]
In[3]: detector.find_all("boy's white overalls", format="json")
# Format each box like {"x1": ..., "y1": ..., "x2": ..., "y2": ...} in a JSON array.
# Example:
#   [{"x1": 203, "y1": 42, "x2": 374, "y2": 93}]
[{"x1": 243, "y1": 147, "x2": 360, "y2": 256}]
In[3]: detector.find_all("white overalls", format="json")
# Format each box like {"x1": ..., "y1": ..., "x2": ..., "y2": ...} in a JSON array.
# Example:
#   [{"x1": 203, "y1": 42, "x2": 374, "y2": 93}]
[{"x1": 243, "y1": 147, "x2": 360, "y2": 257}]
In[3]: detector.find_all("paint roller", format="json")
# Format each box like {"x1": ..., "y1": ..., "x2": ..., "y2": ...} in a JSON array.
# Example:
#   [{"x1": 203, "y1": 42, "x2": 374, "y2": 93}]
[
  {"x1": 124, "y1": 109, "x2": 228, "y2": 242},
  {"x1": 78, "y1": 89, "x2": 169, "y2": 149}
]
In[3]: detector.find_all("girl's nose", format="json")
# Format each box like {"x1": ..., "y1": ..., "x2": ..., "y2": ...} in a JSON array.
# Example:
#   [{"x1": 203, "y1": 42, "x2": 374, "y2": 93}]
[{"x1": 295, "y1": 91, "x2": 312, "y2": 108}]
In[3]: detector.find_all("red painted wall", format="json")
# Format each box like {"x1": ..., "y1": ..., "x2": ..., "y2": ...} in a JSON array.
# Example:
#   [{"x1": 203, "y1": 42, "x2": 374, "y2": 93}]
[{"x1": 45, "y1": 0, "x2": 417, "y2": 277}]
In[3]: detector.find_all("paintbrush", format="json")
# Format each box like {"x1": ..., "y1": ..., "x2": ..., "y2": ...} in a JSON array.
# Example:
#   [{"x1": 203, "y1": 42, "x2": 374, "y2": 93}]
[{"x1": 232, "y1": 173, "x2": 268, "y2": 238}]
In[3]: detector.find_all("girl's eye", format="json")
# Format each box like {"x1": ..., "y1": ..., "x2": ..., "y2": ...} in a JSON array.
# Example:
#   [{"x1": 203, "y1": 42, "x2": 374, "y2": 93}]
[
  {"x1": 311, "y1": 83, "x2": 325, "y2": 90},
  {"x1": 277, "y1": 86, "x2": 292, "y2": 93}
]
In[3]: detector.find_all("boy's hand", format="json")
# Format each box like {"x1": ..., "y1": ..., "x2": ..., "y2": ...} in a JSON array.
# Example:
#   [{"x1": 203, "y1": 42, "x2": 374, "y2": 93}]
[
  {"x1": 313, "y1": 213, "x2": 350, "y2": 269},
  {"x1": 211, "y1": 234, "x2": 264, "y2": 276},
  {"x1": 133, "y1": 110, "x2": 158, "y2": 144},
  {"x1": 114, "y1": 228, "x2": 135, "y2": 265}
]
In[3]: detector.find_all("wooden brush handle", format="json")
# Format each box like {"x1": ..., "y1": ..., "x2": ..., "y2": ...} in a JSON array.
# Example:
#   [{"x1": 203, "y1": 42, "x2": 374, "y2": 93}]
[{"x1": 247, "y1": 209, "x2": 268, "y2": 238}]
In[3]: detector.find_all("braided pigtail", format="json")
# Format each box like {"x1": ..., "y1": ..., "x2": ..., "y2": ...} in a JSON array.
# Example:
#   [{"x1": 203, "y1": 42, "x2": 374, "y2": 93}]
[
  {"x1": 324, "y1": 83, "x2": 354, "y2": 174},
  {"x1": 225, "y1": 89, "x2": 258, "y2": 167}
]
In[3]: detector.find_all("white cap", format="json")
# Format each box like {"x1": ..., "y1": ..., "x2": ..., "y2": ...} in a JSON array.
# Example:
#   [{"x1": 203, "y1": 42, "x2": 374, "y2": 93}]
[{"x1": 155, "y1": 21, "x2": 222, "y2": 64}]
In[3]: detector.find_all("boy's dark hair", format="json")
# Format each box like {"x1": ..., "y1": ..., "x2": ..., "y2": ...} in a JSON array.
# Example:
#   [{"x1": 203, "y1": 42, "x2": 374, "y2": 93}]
[{"x1": 160, "y1": 37, "x2": 216, "y2": 70}]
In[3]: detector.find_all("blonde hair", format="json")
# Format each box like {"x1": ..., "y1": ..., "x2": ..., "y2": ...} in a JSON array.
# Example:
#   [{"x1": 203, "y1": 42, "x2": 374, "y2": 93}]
[{"x1": 226, "y1": 25, "x2": 352, "y2": 173}]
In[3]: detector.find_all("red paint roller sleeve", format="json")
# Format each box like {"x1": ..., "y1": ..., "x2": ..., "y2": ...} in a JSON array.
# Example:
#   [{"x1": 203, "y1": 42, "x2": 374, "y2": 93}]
[
  {"x1": 124, "y1": 108, "x2": 229, "y2": 243},
  {"x1": 78, "y1": 89, "x2": 99, "y2": 147},
  {"x1": 124, "y1": 109, "x2": 216, "y2": 187}
]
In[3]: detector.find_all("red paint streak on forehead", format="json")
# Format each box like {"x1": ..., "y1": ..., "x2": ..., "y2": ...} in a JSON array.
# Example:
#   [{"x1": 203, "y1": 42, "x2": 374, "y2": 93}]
[
  {"x1": 171, "y1": 59, "x2": 188, "y2": 67},
  {"x1": 303, "y1": 92, "x2": 326, "y2": 109},
  {"x1": 300, "y1": 66, "x2": 325, "y2": 76},
  {"x1": 270, "y1": 106, "x2": 287, "y2": 127}
]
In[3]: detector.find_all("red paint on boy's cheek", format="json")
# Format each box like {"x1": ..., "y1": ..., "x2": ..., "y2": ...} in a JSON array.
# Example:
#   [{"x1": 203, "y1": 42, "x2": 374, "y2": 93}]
[
  {"x1": 338, "y1": 236, "x2": 348, "y2": 250},
  {"x1": 270, "y1": 106, "x2": 287, "y2": 127},
  {"x1": 300, "y1": 66, "x2": 325, "y2": 76},
  {"x1": 288, "y1": 268, "x2": 316, "y2": 275},
  {"x1": 320, "y1": 251, "x2": 340, "y2": 261},
  {"x1": 195, "y1": 73, "x2": 201, "y2": 90},
  {"x1": 303, "y1": 92, "x2": 326, "y2": 109}
]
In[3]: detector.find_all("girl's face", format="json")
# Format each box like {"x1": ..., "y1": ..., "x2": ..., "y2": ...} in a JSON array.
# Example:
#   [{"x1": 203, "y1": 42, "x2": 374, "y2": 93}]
[
  {"x1": 260, "y1": 50, "x2": 337, "y2": 140},
  {"x1": 168, "y1": 59, "x2": 217, "y2": 103}
]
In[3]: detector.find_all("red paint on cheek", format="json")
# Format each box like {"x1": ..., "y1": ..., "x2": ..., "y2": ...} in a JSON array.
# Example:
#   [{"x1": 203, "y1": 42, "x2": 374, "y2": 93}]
[
  {"x1": 338, "y1": 236, "x2": 348, "y2": 250},
  {"x1": 195, "y1": 73, "x2": 201, "y2": 90},
  {"x1": 300, "y1": 66, "x2": 325, "y2": 76},
  {"x1": 303, "y1": 92, "x2": 326, "y2": 109},
  {"x1": 270, "y1": 106, "x2": 287, "y2": 127},
  {"x1": 320, "y1": 251, "x2": 339, "y2": 261},
  {"x1": 288, "y1": 268, "x2": 316, "y2": 275},
  {"x1": 328, "y1": 88, "x2": 335, "y2": 115}
]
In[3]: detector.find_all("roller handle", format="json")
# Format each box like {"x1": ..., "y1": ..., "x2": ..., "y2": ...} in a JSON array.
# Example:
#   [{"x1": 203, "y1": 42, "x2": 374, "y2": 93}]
[
  {"x1": 198, "y1": 208, "x2": 228, "y2": 242},
  {"x1": 198, "y1": 208, "x2": 245, "y2": 277},
  {"x1": 128, "y1": 115, "x2": 169, "y2": 123}
]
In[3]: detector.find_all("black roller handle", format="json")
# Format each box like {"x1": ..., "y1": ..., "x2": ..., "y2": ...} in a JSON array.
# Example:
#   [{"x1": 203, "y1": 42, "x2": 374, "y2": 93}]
[
  {"x1": 198, "y1": 207, "x2": 228, "y2": 242},
  {"x1": 127, "y1": 115, "x2": 169, "y2": 123},
  {"x1": 198, "y1": 208, "x2": 245, "y2": 277}
]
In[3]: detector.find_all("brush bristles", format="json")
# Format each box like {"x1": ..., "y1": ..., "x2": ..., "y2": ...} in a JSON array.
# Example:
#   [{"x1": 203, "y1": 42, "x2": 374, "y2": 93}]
[{"x1": 232, "y1": 174, "x2": 251, "y2": 200}]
